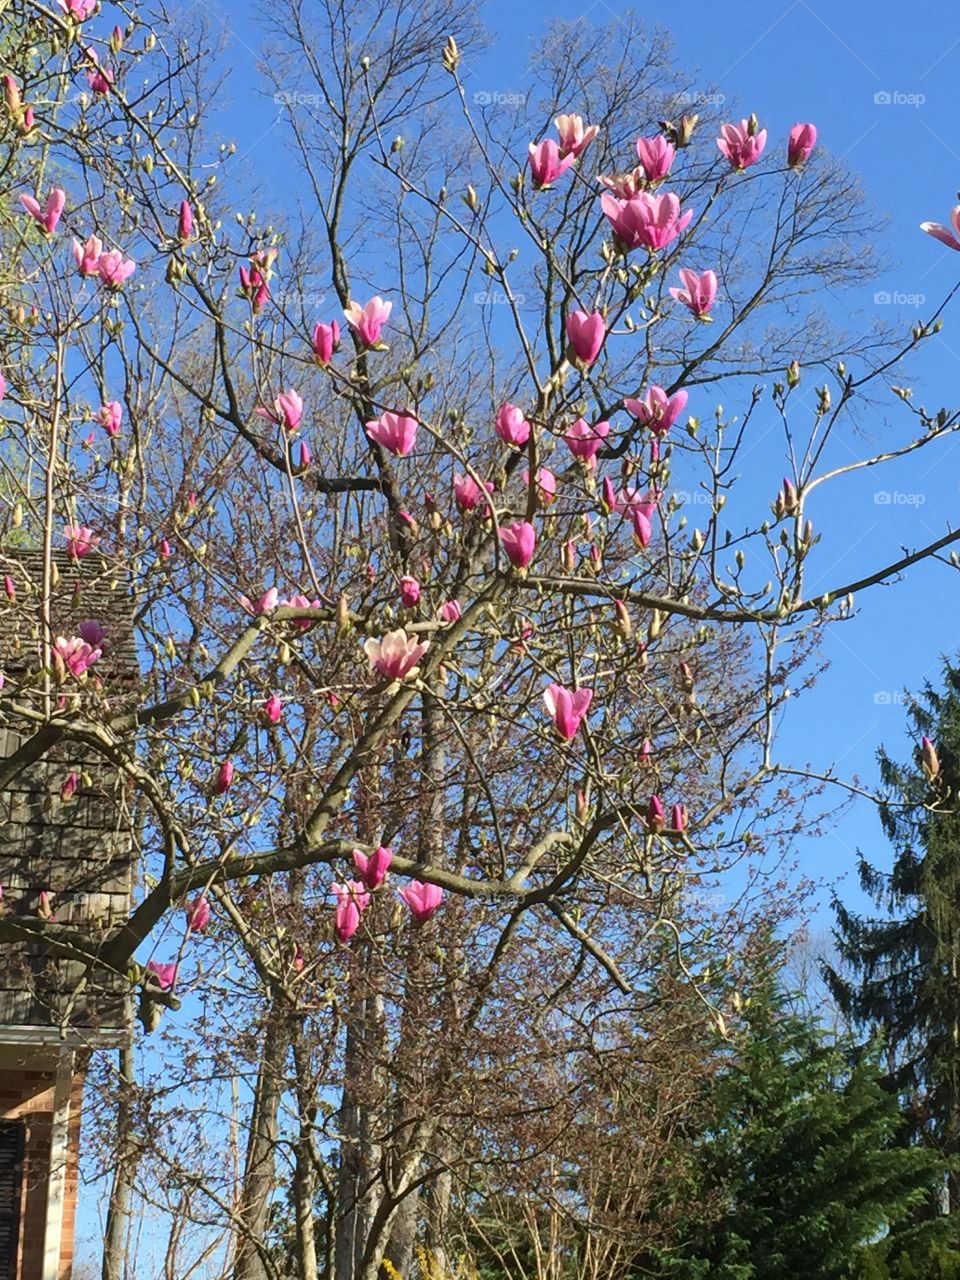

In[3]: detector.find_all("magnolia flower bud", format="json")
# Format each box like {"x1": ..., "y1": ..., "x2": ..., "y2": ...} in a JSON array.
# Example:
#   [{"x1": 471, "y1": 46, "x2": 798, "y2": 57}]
[
  {"x1": 615, "y1": 599, "x2": 633, "y2": 639},
  {"x1": 646, "y1": 794, "x2": 666, "y2": 833},
  {"x1": 336, "y1": 595, "x2": 351, "y2": 636},
  {"x1": 442, "y1": 34, "x2": 460, "y2": 72},
  {"x1": 575, "y1": 789, "x2": 590, "y2": 823},
  {"x1": 677, "y1": 113, "x2": 699, "y2": 146},
  {"x1": 921, "y1": 736, "x2": 940, "y2": 782},
  {"x1": 787, "y1": 360, "x2": 801, "y2": 388}
]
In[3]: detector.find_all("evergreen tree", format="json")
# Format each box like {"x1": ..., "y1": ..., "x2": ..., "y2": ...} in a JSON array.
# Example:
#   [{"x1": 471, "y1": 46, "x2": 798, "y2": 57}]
[
  {"x1": 826, "y1": 659, "x2": 960, "y2": 1212},
  {"x1": 660, "y1": 948, "x2": 954, "y2": 1279}
]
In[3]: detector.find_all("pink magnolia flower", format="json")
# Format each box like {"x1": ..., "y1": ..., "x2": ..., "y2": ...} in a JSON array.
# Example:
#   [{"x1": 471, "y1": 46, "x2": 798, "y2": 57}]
[
  {"x1": 601, "y1": 190, "x2": 693, "y2": 252},
  {"x1": 522, "y1": 467, "x2": 557, "y2": 507},
  {"x1": 158, "y1": 537, "x2": 171, "y2": 559},
  {"x1": 72, "y1": 234, "x2": 103, "y2": 275},
  {"x1": 495, "y1": 403, "x2": 531, "y2": 447},
  {"x1": 624, "y1": 386, "x2": 688, "y2": 436},
  {"x1": 146, "y1": 960, "x2": 177, "y2": 990},
  {"x1": 256, "y1": 388, "x2": 303, "y2": 433},
  {"x1": 57, "y1": 0, "x2": 97, "y2": 18},
  {"x1": 543, "y1": 683, "x2": 593, "y2": 740},
  {"x1": 352, "y1": 845, "x2": 393, "y2": 890},
  {"x1": 365, "y1": 411, "x2": 418, "y2": 456},
  {"x1": 295, "y1": 440, "x2": 312, "y2": 471},
  {"x1": 669, "y1": 268, "x2": 717, "y2": 320},
  {"x1": 20, "y1": 188, "x2": 66, "y2": 234},
  {"x1": 97, "y1": 249, "x2": 136, "y2": 288},
  {"x1": 635, "y1": 135, "x2": 675, "y2": 182},
  {"x1": 186, "y1": 895, "x2": 211, "y2": 932},
  {"x1": 95, "y1": 401, "x2": 122, "y2": 436},
  {"x1": 554, "y1": 113, "x2": 599, "y2": 159},
  {"x1": 282, "y1": 593, "x2": 322, "y2": 629},
  {"x1": 37, "y1": 890, "x2": 56, "y2": 920},
  {"x1": 647, "y1": 793, "x2": 666, "y2": 832},
  {"x1": 3, "y1": 574, "x2": 14, "y2": 600},
  {"x1": 439, "y1": 600, "x2": 462, "y2": 623},
  {"x1": 528, "y1": 138, "x2": 575, "y2": 189},
  {"x1": 619, "y1": 490, "x2": 658, "y2": 547},
  {"x1": 717, "y1": 118, "x2": 767, "y2": 171},
  {"x1": 454, "y1": 472, "x2": 494, "y2": 512},
  {"x1": 921, "y1": 205, "x2": 960, "y2": 251},
  {"x1": 52, "y1": 635, "x2": 101, "y2": 678},
  {"x1": 601, "y1": 477, "x2": 618, "y2": 512},
  {"x1": 640, "y1": 738, "x2": 653, "y2": 763},
  {"x1": 332, "y1": 880, "x2": 370, "y2": 942},
  {"x1": 177, "y1": 200, "x2": 194, "y2": 242},
  {"x1": 261, "y1": 695, "x2": 283, "y2": 726},
  {"x1": 64, "y1": 524, "x2": 100, "y2": 558},
  {"x1": 61, "y1": 771, "x2": 79, "y2": 802},
  {"x1": 500, "y1": 521, "x2": 537, "y2": 569},
  {"x1": 312, "y1": 320, "x2": 340, "y2": 365},
  {"x1": 565, "y1": 310, "x2": 605, "y2": 366},
  {"x1": 399, "y1": 880, "x2": 444, "y2": 923},
  {"x1": 364, "y1": 628, "x2": 430, "y2": 680},
  {"x1": 292, "y1": 942, "x2": 305, "y2": 972},
  {"x1": 565, "y1": 418, "x2": 609, "y2": 468},
  {"x1": 214, "y1": 760, "x2": 234, "y2": 794},
  {"x1": 86, "y1": 52, "x2": 114, "y2": 97},
  {"x1": 399, "y1": 575, "x2": 421, "y2": 608},
  {"x1": 77, "y1": 618, "x2": 108, "y2": 647},
  {"x1": 344, "y1": 296, "x2": 392, "y2": 347},
  {"x1": 671, "y1": 802, "x2": 687, "y2": 832},
  {"x1": 787, "y1": 122, "x2": 817, "y2": 168},
  {"x1": 239, "y1": 264, "x2": 270, "y2": 313},
  {"x1": 240, "y1": 587, "x2": 279, "y2": 615}
]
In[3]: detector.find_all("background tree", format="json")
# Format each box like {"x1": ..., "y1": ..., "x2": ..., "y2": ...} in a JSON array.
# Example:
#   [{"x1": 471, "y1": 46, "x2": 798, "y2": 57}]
[
  {"x1": 660, "y1": 942, "x2": 955, "y2": 1280},
  {"x1": 827, "y1": 658, "x2": 960, "y2": 1215}
]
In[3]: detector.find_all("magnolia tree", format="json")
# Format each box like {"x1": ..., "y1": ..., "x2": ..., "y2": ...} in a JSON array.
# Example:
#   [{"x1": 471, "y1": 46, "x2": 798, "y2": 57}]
[{"x1": 2, "y1": 0, "x2": 960, "y2": 1277}]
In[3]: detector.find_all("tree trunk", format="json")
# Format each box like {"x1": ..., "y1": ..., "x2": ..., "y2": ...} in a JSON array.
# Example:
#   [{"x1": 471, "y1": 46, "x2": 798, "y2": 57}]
[
  {"x1": 334, "y1": 987, "x2": 385, "y2": 1280},
  {"x1": 102, "y1": 1041, "x2": 138, "y2": 1280},
  {"x1": 384, "y1": 1185, "x2": 419, "y2": 1278},
  {"x1": 234, "y1": 1011, "x2": 289, "y2": 1280}
]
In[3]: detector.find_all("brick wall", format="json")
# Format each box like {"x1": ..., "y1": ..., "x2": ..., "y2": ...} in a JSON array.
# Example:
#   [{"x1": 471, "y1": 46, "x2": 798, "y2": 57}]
[{"x1": 0, "y1": 1064, "x2": 83, "y2": 1280}]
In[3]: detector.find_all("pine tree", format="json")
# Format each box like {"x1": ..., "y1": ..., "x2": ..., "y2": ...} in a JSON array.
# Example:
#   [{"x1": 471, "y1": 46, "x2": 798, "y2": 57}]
[
  {"x1": 661, "y1": 947, "x2": 954, "y2": 1279},
  {"x1": 826, "y1": 659, "x2": 960, "y2": 1213}
]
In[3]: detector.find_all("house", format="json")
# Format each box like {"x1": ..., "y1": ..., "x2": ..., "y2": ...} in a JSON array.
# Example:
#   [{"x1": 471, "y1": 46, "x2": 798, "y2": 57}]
[{"x1": 0, "y1": 550, "x2": 136, "y2": 1279}]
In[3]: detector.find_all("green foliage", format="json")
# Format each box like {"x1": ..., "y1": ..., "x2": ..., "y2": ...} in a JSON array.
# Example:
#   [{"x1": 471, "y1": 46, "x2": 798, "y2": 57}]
[
  {"x1": 827, "y1": 659, "x2": 960, "y2": 1210},
  {"x1": 657, "y1": 945, "x2": 955, "y2": 1280}
]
